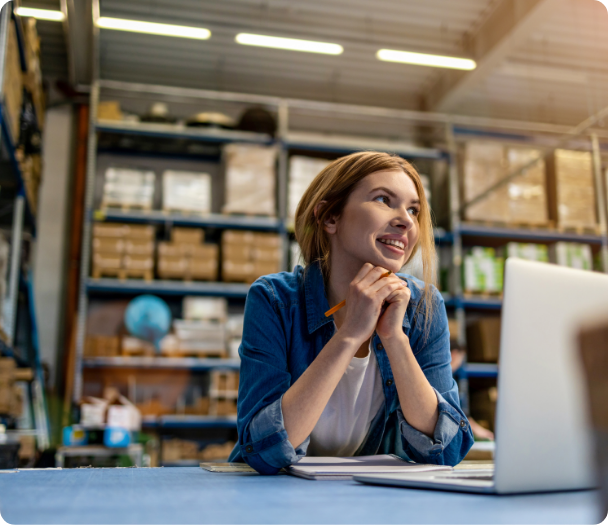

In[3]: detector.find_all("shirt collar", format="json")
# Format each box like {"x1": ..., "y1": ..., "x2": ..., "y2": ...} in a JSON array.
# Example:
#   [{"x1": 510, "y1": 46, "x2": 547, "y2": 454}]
[{"x1": 303, "y1": 261, "x2": 412, "y2": 334}]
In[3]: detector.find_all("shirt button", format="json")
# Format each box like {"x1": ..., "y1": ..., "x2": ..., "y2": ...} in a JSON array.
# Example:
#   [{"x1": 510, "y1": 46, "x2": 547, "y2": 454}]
[
  {"x1": 376, "y1": 343, "x2": 383, "y2": 350},
  {"x1": 385, "y1": 379, "x2": 393, "y2": 386},
  {"x1": 246, "y1": 445, "x2": 253, "y2": 453},
  {"x1": 459, "y1": 420, "x2": 466, "y2": 428}
]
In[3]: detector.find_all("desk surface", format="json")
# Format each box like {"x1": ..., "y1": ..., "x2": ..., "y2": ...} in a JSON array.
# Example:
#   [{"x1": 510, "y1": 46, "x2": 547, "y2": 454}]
[{"x1": 0, "y1": 467, "x2": 600, "y2": 524}]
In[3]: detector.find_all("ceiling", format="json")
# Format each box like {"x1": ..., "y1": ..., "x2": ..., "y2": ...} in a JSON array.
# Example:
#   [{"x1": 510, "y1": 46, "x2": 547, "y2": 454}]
[{"x1": 21, "y1": 0, "x2": 608, "y2": 130}]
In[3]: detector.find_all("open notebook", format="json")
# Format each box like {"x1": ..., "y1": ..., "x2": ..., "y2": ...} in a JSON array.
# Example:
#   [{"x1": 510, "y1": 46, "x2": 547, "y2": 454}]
[{"x1": 288, "y1": 455, "x2": 453, "y2": 480}]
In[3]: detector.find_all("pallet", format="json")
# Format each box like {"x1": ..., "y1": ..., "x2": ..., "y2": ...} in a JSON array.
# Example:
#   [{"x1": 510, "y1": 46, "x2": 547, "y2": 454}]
[
  {"x1": 161, "y1": 208, "x2": 210, "y2": 216},
  {"x1": 463, "y1": 292, "x2": 503, "y2": 299},
  {"x1": 161, "y1": 349, "x2": 228, "y2": 358},
  {"x1": 92, "y1": 267, "x2": 154, "y2": 281},
  {"x1": 156, "y1": 273, "x2": 218, "y2": 282}
]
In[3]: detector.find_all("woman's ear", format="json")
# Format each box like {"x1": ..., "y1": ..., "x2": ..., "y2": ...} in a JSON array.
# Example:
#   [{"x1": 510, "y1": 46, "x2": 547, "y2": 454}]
[{"x1": 314, "y1": 201, "x2": 338, "y2": 235}]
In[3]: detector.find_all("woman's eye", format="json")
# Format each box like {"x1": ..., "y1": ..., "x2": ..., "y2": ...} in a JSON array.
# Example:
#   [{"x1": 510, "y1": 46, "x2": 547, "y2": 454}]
[
  {"x1": 374, "y1": 195, "x2": 390, "y2": 205},
  {"x1": 408, "y1": 207, "x2": 420, "y2": 217}
]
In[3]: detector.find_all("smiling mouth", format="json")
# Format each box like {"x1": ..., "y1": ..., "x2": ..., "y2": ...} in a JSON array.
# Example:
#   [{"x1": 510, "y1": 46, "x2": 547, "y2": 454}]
[{"x1": 377, "y1": 238, "x2": 406, "y2": 253}]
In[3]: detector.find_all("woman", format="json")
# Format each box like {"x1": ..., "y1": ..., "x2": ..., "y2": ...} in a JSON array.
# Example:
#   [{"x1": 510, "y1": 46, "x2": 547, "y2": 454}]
[{"x1": 228, "y1": 151, "x2": 474, "y2": 474}]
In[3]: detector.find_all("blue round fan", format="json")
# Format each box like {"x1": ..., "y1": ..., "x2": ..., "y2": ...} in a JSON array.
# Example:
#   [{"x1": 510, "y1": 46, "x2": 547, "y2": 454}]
[{"x1": 124, "y1": 295, "x2": 172, "y2": 351}]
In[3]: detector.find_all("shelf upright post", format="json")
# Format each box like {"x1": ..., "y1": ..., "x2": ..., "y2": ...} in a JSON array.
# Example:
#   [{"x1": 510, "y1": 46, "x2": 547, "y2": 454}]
[
  {"x1": 277, "y1": 100, "x2": 290, "y2": 271},
  {"x1": 5, "y1": 196, "x2": 24, "y2": 345},
  {"x1": 0, "y1": 3, "x2": 9, "y2": 97},
  {"x1": 591, "y1": 134, "x2": 608, "y2": 273},
  {"x1": 445, "y1": 123, "x2": 469, "y2": 413},
  {"x1": 73, "y1": 80, "x2": 99, "y2": 403}
]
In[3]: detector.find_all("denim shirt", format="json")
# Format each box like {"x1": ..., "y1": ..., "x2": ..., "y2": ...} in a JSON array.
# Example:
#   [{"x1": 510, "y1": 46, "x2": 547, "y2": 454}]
[{"x1": 228, "y1": 262, "x2": 474, "y2": 474}]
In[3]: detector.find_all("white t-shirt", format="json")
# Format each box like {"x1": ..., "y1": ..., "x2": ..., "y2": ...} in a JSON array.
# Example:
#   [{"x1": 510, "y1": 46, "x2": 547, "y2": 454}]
[{"x1": 307, "y1": 340, "x2": 385, "y2": 457}]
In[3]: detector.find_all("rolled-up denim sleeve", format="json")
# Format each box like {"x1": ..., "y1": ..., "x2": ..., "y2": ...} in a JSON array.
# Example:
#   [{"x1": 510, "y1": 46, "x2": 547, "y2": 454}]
[
  {"x1": 236, "y1": 279, "x2": 308, "y2": 475},
  {"x1": 399, "y1": 287, "x2": 474, "y2": 466}
]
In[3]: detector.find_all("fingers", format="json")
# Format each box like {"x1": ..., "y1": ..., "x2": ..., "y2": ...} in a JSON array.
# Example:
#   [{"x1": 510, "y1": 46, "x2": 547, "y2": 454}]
[
  {"x1": 352, "y1": 265, "x2": 390, "y2": 289},
  {"x1": 368, "y1": 273, "x2": 404, "y2": 294},
  {"x1": 351, "y1": 263, "x2": 377, "y2": 285},
  {"x1": 377, "y1": 278, "x2": 409, "y2": 303}
]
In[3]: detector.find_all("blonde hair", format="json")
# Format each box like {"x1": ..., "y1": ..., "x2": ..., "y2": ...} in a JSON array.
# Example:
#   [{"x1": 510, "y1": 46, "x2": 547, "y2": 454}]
[{"x1": 294, "y1": 151, "x2": 437, "y2": 332}]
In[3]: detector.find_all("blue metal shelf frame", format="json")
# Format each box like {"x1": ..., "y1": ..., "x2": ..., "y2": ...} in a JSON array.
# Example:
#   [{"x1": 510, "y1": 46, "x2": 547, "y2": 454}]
[
  {"x1": 86, "y1": 278, "x2": 250, "y2": 298},
  {"x1": 143, "y1": 416, "x2": 238, "y2": 430},
  {"x1": 460, "y1": 363, "x2": 499, "y2": 378},
  {"x1": 82, "y1": 357, "x2": 240, "y2": 372},
  {"x1": 93, "y1": 209, "x2": 285, "y2": 233},
  {"x1": 0, "y1": 103, "x2": 37, "y2": 234},
  {"x1": 458, "y1": 223, "x2": 604, "y2": 245}
]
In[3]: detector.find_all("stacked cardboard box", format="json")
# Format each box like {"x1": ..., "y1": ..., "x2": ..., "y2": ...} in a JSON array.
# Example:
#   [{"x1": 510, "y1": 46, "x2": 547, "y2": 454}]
[
  {"x1": 505, "y1": 242, "x2": 549, "y2": 262},
  {"x1": 288, "y1": 156, "x2": 330, "y2": 224},
  {"x1": 222, "y1": 144, "x2": 277, "y2": 216},
  {"x1": 101, "y1": 168, "x2": 156, "y2": 211},
  {"x1": 552, "y1": 242, "x2": 593, "y2": 271},
  {"x1": 91, "y1": 223, "x2": 155, "y2": 280},
  {"x1": 462, "y1": 141, "x2": 548, "y2": 226},
  {"x1": 547, "y1": 150, "x2": 596, "y2": 230},
  {"x1": 466, "y1": 318, "x2": 501, "y2": 363},
  {"x1": 3, "y1": 22, "x2": 23, "y2": 143},
  {"x1": 222, "y1": 230, "x2": 282, "y2": 283},
  {"x1": 161, "y1": 439, "x2": 235, "y2": 463},
  {"x1": 209, "y1": 370, "x2": 238, "y2": 416},
  {"x1": 0, "y1": 358, "x2": 33, "y2": 418},
  {"x1": 162, "y1": 170, "x2": 211, "y2": 214},
  {"x1": 160, "y1": 297, "x2": 227, "y2": 357},
  {"x1": 463, "y1": 247, "x2": 504, "y2": 294},
  {"x1": 157, "y1": 228, "x2": 218, "y2": 281}
]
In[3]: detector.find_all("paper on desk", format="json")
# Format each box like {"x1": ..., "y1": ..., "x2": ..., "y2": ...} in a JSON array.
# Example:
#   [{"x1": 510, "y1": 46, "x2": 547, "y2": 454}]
[{"x1": 288, "y1": 454, "x2": 453, "y2": 480}]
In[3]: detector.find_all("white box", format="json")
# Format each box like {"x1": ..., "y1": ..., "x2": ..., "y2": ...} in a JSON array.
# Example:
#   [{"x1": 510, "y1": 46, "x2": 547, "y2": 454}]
[
  {"x1": 103, "y1": 168, "x2": 155, "y2": 208},
  {"x1": 288, "y1": 156, "x2": 330, "y2": 222},
  {"x1": 107, "y1": 396, "x2": 141, "y2": 431},
  {"x1": 183, "y1": 297, "x2": 227, "y2": 321},
  {"x1": 162, "y1": 170, "x2": 211, "y2": 213},
  {"x1": 80, "y1": 397, "x2": 108, "y2": 428}
]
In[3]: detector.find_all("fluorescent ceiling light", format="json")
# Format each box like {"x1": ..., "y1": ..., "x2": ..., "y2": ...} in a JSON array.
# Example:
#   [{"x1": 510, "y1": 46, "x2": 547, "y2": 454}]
[
  {"x1": 235, "y1": 33, "x2": 343, "y2": 55},
  {"x1": 15, "y1": 7, "x2": 65, "y2": 21},
  {"x1": 377, "y1": 49, "x2": 476, "y2": 71},
  {"x1": 498, "y1": 61, "x2": 588, "y2": 85},
  {"x1": 97, "y1": 17, "x2": 211, "y2": 40}
]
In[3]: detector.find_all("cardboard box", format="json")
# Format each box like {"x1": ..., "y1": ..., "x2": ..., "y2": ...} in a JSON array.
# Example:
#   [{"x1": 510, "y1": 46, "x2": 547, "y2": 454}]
[
  {"x1": 552, "y1": 242, "x2": 593, "y2": 271},
  {"x1": 84, "y1": 336, "x2": 120, "y2": 357},
  {"x1": 466, "y1": 318, "x2": 501, "y2": 363},
  {"x1": 189, "y1": 259, "x2": 218, "y2": 281},
  {"x1": 93, "y1": 223, "x2": 127, "y2": 238},
  {"x1": 157, "y1": 242, "x2": 184, "y2": 258},
  {"x1": 506, "y1": 242, "x2": 549, "y2": 262},
  {"x1": 124, "y1": 224, "x2": 155, "y2": 240},
  {"x1": 102, "y1": 168, "x2": 155, "y2": 209},
  {"x1": 80, "y1": 397, "x2": 108, "y2": 427},
  {"x1": 3, "y1": 23, "x2": 23, "y2": 143},
  {"x1": 121, "y1": 336, "x2": 155, "y2": 356},
  {"x1": 92, "y1": 253, "x2": 122, "y2": 271},
  {"x1": 222, "y1": 260, "x2": 254, "y2": 283},
  {"x1": 288, "y1": 156, "x2": 331, "y2": 223},
  {"x1": 222, "y1": 230, "x2": 255, "y2": 245},
  {"x1": 463, "y1": 247, "x2": 503, "y2": 293},
  {"x1": 182, "y1": 297, "x2": 227, "y2": 322},
  {"x1": 192, "y1": 244, "x2": 219, "y2": 260},
  {"x1": 547, "y1": 150, "x2": 596, "y2": 229},
  {"x1": 470, "y1": 387, "x2": 498, "y2": 432},
  {"x1": 107, "y1": 396, "x2": 141, "y2": 431},
  {"x1": 252, "y1": 247, "x2": 282, "y2": 262},
  {"x1": 93, "y1": 237, "x2": 124, "y2": 254},
  {"x1": 162, "y1": 170, "x2": 211, "y2": 214},
  {"x1": 171, "y1": 228, "x2": 204, "y2": 245},
  {"x1": 253, "y1": 233, "x2": 281, "y2": 248},
  {"x1": 222, "y1": 244, "x2": 252, "y2": 261},
  {"x1": 157, "y1": 256, "x2": 188, "y2": 278},
  {"x1": 123, "y1": 255, "x2": 153, "y2": 271},
  {"x1": 124, "y1": 239, "x2": 154, "y2": 256},
  {"x1": 251, "y1": 260, "x2": 281, "y2": 278}
]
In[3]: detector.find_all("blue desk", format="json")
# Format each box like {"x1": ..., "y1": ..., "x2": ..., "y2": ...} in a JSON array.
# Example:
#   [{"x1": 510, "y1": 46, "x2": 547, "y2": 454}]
[{"x1": 0, "y1": 468, "x2": 600, "y2": 524}]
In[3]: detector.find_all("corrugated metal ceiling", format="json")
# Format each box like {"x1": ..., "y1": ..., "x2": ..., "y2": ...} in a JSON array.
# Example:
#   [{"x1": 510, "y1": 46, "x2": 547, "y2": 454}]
[{"x1": 21, "y1": 0, "x2": 608, "y2": 129}]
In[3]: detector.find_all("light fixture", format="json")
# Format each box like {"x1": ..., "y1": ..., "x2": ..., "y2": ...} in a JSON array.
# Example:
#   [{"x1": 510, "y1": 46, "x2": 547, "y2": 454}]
[
  {"x1": 235, "y1": 33, "x2": 343, "y2": 55},
  {"x1": 97, "y1": 17, "x2": 211, "y2": 40},
  {"x1": 376, "y1": 49, "x2": 476, "y2": 71},
  {"x1": 15, "y1": 7, "x2": 65, "y2": 21}
]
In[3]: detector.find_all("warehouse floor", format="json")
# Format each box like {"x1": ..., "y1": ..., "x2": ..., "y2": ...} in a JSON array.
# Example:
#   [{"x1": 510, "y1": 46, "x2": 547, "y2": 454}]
[{"x1": 0, "y1": 468, "x2": 598, "y2": 524}]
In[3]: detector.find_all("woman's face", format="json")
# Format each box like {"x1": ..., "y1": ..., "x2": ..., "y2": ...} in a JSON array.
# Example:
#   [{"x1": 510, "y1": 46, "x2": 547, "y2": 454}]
[{"x1": 327, "y1": 169, "x2": 421, "y2": 274}]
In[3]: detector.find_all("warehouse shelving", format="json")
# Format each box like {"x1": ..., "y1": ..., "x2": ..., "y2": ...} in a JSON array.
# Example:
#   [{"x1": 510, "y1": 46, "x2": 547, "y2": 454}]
[
  {"x1": 75, "y1": 5, "x2": 608, "y2": 450},
  {"x1": 0, "y1": 4, "x2": 49, "y2": 449}
]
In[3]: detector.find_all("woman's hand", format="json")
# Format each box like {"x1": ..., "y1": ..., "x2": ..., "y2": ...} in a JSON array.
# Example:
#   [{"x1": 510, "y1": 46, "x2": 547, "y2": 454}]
[
  {"x1": 376, "y1": 274, "x2": 411, "y2": 342},
  {"x1": 338, "y1": 263, "x2": 409, "y2": 345}
]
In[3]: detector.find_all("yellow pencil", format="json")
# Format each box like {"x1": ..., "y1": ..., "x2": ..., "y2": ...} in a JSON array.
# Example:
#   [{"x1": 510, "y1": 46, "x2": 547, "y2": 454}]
[{"x1": 324, "y1": 271, "x2": 392, "y2": 317}]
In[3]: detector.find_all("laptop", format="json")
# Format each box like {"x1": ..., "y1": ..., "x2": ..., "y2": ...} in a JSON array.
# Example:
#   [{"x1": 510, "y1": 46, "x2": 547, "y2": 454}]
[{"x1": 355, "y1": 258, "x2": 608, "y2": 494}]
